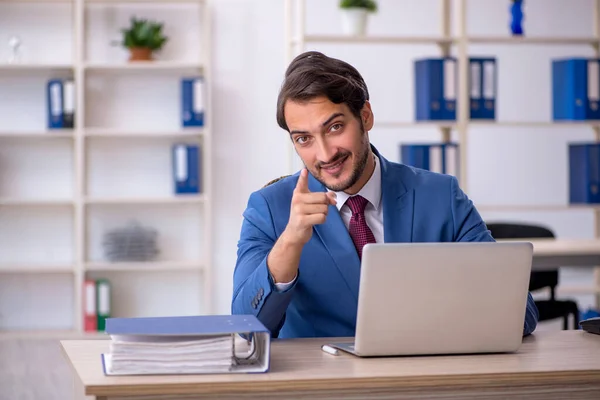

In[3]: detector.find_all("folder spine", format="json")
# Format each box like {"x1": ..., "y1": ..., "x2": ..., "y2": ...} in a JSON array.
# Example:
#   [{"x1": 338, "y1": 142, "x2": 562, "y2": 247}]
[
  {"x1": 47, "y1": 79, "x2": 64, "y2": 129},
  {"x1": 552, "y1": 58, "x2": 599, "y2": 120},
  {"x1": 400, "y1": 143, "x2": 460, "y2": 178},
  {"x1": 569, "y1": 143, "x2": 600, "y2": 203},
  {"x1": 415, "y1": 58, "x2": 456, "y2": 121},
  {"x1": 83, "y1": 279, "x2": 97, "y2": 332},
  {"x1": 96, "y1": 279, "x2": 111, "y2": 332},
  {"x1": 172, "y1": 144, "x2": 201, "y2": 194},
  {"x1": 181, "y1": 77, "x2": 205, "y2": 127}
]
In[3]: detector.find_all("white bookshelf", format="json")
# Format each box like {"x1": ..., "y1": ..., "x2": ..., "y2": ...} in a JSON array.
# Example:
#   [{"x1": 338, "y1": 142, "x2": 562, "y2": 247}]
[
  {"x1": 284, "y1": 0, "x2": 600, "y2": 306},
  {"x1": 0, "y1": 0, "x2": 212, "y2": 338}
]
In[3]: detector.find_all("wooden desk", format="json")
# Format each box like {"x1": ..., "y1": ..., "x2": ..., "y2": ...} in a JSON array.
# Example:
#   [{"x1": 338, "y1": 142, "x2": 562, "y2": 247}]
[
  {"x1": 526, "y1": 239, "x2": 600, "y2": 270},
  {"x1": 62, "y1": 331, "x2": 600, "y2": 400}
]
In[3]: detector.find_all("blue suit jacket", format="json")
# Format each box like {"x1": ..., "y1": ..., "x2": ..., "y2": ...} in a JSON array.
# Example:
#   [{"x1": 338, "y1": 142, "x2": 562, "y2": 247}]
[{"x1": 232, "y1": 148, "x2": 539, "y2": 338}]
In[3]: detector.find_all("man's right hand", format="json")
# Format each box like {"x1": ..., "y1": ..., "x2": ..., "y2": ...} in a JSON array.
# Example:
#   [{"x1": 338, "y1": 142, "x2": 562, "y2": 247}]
[
  {"x1": 267, "y1": 168, "x2": 337, "y2": 284},
  {"x1": 283, "y1": 168, "x2": 337, "y2": 245}
]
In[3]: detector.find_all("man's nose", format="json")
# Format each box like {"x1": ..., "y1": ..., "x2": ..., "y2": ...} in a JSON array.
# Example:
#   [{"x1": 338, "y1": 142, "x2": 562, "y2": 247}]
[{"x1": 316, "y1": 139, "x2": 336, "y2": 164}]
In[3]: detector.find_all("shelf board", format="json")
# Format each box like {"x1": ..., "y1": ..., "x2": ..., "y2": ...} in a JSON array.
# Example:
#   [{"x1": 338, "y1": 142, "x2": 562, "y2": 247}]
[
  {"x1": 84, "y1": 129, "x2": 204, "y2": 139},
  {"x1": 377, "y1": 121, "x2": 600, "y2": 129},
  {"x1": 0, "y1": 264, "x2": 74, "y2": 274},
  {"x1": 469, "y1": 121, "x2": 600, "y2": 128},
  {"x1": 85, "y1": 0, "x2": 204, "y2": 3},
  {"x1": 476, "y1": 204, "x2": 600, "y2": 212},
  {"x1": 84, "y1": 61, "x2": 204, "y2": 73},
  {"x1": 85, "y1": 261, "x2": 204, "y2": 272},
  {"x1": 299, "y1": 35, "x2": 453, "y2": 45},
  {"x1": 85, "y1": 195, "x2": 205, "y2": 205},
  {"x1": 0, "y1": 63, "x2": 73, "y2": 72},
  {"x1": 377, "y1": 121, "x2": 456, "y2": 129},
  {"x1": 0, "y1": 198, "x2": 73, "y2": 206},
  {"x1": 468, "y1": 36, "x2": 600, "y2": 45},
  {"x1": 0, "y1": 131, "x2": 74, "y2": 139}
]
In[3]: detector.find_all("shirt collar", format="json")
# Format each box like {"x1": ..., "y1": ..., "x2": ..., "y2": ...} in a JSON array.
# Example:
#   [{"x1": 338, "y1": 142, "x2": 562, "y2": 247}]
[{"x1": 330, "y1": 153, "x2": 381, "y2": 212}]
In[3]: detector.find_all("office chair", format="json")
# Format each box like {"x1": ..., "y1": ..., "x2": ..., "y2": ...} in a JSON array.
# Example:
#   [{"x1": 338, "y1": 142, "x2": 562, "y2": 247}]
[{"x1": 486, "y1": 222, "x2": 580, "y2": 330}]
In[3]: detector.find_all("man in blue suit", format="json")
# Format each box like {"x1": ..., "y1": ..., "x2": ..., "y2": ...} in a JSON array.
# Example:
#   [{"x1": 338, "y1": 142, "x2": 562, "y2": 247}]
[{"x1": 232, "y1": 51, "x2": 539, "y2": 339}]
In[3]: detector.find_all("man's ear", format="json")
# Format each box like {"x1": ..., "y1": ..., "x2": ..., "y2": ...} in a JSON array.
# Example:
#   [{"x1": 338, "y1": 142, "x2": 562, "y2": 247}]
[{"x1": 361, "y1": 100, "x2": 374, "y2": 131}]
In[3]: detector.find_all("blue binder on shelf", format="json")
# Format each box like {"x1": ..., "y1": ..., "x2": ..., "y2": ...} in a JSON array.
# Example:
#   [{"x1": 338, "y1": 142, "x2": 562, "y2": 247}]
[
  {"x1": 569, "y1": 143, "x2": 600, "y2": 204},
  {"x1": 415, "y1": 57, "x2": 456, "y2": 121},
  {"x1": 46, "y1": 78, "x2": 75, "y2": 129},
  {"x1": 400, "y1": 143, "x2": 460, "y2": 178},
  {"x1": 181, "y1": 77, "x2": 205, "y2": 127},
  {"x1": 469, "y1": 57, "x2": 497, "y2": 120},
  {"x1": 552, "y1": 58, "x2": 600, "y2": 121},
  {"x1": 101, "y1": 314, "x2": 271, "y2": 376},
  {"x1": 172, "y1": 144, "x2": 201, "y2": 194}
]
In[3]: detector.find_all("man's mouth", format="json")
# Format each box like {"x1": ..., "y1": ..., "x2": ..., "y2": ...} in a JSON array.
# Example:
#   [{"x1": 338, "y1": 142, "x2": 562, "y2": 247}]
[{"x1": 320, "y1": 155, "x2": 348, "y2": 175}]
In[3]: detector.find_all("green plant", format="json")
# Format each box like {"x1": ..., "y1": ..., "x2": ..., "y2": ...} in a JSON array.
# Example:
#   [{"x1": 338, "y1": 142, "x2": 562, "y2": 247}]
[
  {"x1": 120, "y1": 17, "x2": 168, "y2": 51},
  {"x1": 339, "y1": 0, "x2": 378, "y2": 12}
]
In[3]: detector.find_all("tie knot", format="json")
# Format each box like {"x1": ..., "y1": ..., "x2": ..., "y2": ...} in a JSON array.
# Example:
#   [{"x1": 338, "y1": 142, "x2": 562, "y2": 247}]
[{"x1": 346, "y1": 195, "x2": 369, "y2": 215}]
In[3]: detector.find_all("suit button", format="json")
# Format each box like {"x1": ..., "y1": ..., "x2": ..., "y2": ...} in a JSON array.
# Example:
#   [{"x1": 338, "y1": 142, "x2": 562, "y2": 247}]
[{"x1": 259, "y1": 288, "x2": 264, "y2": 296}]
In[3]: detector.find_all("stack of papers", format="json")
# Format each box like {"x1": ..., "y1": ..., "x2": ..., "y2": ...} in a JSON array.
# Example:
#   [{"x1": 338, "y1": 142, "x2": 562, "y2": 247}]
[{"x1": 104, "y1": 334, "x2": 235, "y2": 375}]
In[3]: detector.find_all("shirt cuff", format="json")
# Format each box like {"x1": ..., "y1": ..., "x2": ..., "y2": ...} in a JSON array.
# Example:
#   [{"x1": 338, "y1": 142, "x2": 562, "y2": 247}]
[{"x1": 273, "y1": 274, "x2": 297, "y2": 292}]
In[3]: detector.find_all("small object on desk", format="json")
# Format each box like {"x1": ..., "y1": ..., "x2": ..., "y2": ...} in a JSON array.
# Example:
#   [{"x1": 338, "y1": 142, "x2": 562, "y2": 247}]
[
  {"x1": 321, "y1": 344, "x2": 339, "y2": 356},
  {"x1": 580, "y1": 317, "x2": 600, "y2": 335}
]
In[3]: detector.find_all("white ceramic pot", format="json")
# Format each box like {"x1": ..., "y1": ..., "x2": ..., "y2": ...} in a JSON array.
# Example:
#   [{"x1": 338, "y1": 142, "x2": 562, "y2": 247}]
[{"x1": 340, "y1": 8, "x2": 369, "y2": 36}]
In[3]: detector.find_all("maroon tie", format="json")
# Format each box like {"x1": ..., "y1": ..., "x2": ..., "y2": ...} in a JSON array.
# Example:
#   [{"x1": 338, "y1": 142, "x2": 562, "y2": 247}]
[{"x1": 346, "y1": 195, "x2": 376, "y2": 260}]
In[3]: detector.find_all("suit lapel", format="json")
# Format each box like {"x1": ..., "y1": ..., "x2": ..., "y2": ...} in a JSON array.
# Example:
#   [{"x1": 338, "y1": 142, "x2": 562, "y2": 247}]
[
  {"x1": 308, "y1": 174, "x2": 361, "y2": 301},
  {"x1": 379, "y1": 153, "x2": 415, "y2": 243}
]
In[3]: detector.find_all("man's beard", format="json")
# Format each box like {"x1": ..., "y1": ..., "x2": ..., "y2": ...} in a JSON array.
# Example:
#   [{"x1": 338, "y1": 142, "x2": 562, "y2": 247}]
[{"x1": 305, "y1": 126, "x2": 370, "y2": 192}]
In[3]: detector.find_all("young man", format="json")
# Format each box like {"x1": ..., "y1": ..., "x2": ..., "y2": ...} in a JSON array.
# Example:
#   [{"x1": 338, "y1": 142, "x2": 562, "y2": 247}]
[{"x1": 232, "y1": 51, "x2": 539, "y2": 339}]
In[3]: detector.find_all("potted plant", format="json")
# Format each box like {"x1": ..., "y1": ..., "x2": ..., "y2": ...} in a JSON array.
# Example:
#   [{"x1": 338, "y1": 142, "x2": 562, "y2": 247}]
[
  {"x1": 119, "y1": 17, "x2": 168, "y2": 61},
  {"x1": 339, "y1": 0, "x2": 378, "y2": 36}
]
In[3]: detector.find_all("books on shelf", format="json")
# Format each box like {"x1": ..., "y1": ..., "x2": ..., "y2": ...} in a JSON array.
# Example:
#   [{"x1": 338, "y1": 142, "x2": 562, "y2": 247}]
[
  {"x1": 101, "y1": 314, "x2": 271, "y2": 376},
  {"x1": 552, "y1": 58, "x2": 600, "y2": 121},
  {"x1": 414, "y1": 57, "x2": 496, "y2": 122},
  {"x1": 400, "y1": 143, "x2": 460, "y2": 179},
  {"x1": 83, "y1": 278, "x2": 111, "y2": 332},
  {"x1": 569, "y1": 143, "x2": 600, "y2": 204},
  {"x1": 172, "y1": 143, "x2": 201, "y2": 194},
  {"x1": 47, "y1": 78, "x2": 75, "y2": 130}
]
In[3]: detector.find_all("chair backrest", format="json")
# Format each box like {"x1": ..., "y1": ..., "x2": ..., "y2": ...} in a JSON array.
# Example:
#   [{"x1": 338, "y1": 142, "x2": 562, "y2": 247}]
[{"x1": 486, "y1": 222, "x2": 558, "y2": 293}]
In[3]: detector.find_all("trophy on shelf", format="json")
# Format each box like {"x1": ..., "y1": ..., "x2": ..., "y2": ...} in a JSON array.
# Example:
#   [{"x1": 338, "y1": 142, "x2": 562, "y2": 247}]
[{"x1": 7, "y1": 35, "x2": 22, "y2": 64}]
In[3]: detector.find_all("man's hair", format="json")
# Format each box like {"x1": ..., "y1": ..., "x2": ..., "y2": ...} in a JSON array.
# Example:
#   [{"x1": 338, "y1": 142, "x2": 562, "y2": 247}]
[{"x1": 276, "y1": 51, "x2": 370, "y2": 132}]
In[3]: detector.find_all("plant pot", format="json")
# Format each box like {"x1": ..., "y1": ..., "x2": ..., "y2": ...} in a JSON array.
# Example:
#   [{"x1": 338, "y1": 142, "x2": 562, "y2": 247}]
[
  {"x1": 128, "y1": 47, "x2": 153, "y2": 62},
  {"x1": 340, "y1": 8, "x2": 369, "y2": 36}
]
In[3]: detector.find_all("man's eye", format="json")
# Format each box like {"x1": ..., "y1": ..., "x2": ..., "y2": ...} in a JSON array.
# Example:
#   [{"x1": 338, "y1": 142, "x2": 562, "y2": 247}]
[
  {"x1": 331, "y1": 123, "x2": 342, "y2": 132},
  {"x1": 295, "y1": 136, "x2": 308, "y2": 144}
]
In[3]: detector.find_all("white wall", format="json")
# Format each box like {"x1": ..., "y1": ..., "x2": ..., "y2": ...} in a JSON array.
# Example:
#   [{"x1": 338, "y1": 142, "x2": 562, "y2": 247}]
[{"x1": 211, "y1": 0, "x2": 598, "y2": 314}]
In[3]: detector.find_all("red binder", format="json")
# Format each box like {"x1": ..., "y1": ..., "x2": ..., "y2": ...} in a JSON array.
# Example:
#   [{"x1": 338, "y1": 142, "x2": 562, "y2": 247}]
[{"x1": 84, "y1": 279, "x2": 97, "y2": 332}]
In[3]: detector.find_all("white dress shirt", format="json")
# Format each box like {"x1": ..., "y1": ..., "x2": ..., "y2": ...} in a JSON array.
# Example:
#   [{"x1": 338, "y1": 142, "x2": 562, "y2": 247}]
[{"x1": 274, "y1": 154, "x2": 384, "y2": 290}]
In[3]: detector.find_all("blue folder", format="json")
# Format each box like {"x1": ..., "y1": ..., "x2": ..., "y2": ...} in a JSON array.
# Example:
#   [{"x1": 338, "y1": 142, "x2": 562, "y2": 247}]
[
  {"x1": 553, "y1": 58, "x2": 600, "y2": 120},
  {"x1": 569, "y1": 143, "x2": 600, "y2": 203},
  {"x1": 181, "y1": 77, "x2": 205, "y2": 127},
  {"x1": 415, "y1": 57, "x2": 457, "y2": 121},
  {"x1": 172, "y1": 144, "x2": 201, "y2": 194},
  {"x1": 102, "y1": 314, "x2": 271, "y2": 375},
  {"x1": 470, "y1": 57, "x2": 497, "y2": 120},
  {"x1": 400, "y1": 143, "x2": 460, "y2": 178}
]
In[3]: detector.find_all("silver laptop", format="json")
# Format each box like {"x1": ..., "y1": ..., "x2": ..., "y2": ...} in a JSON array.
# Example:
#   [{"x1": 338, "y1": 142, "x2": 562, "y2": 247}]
[{"x1": 330, "y1": 241, "x2": 534, "y2": 357}]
